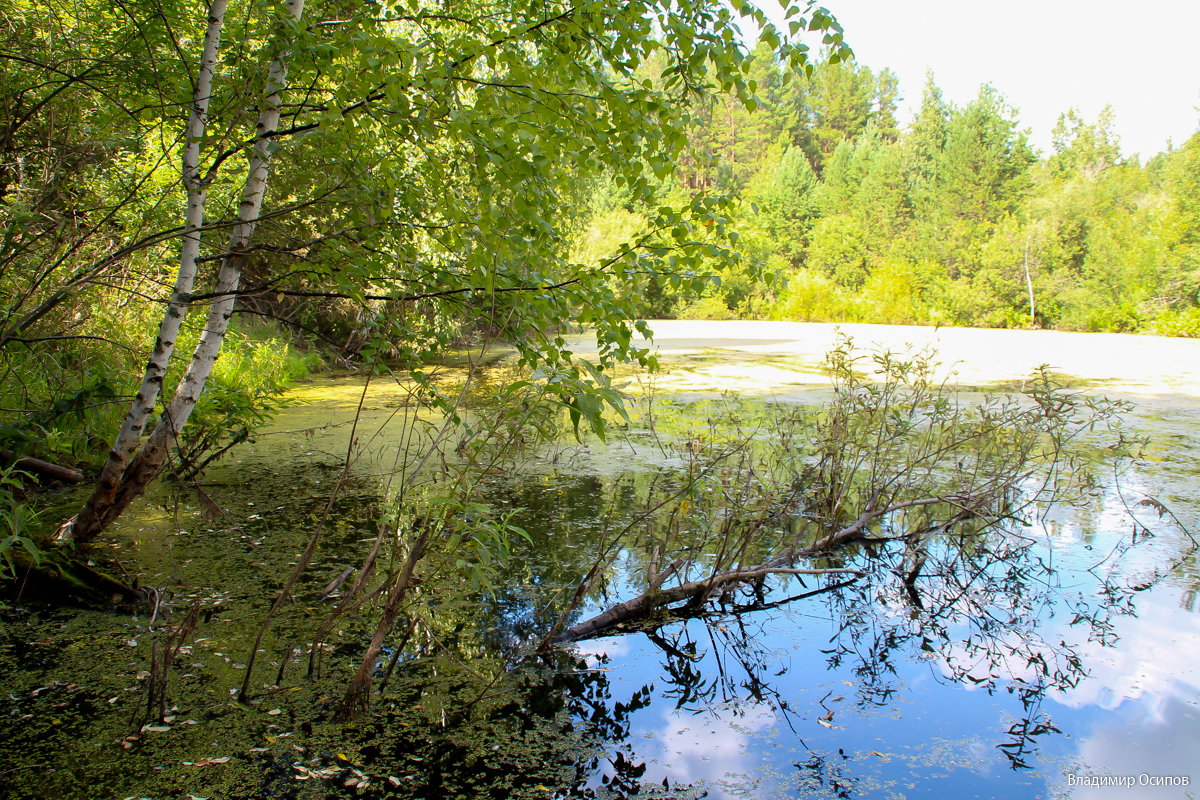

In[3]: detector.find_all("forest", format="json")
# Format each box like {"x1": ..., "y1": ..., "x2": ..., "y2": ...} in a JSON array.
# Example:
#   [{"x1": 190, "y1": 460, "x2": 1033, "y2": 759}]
[
  {"x1": 2, "y1": 0, "x2": 1199, "y2": 489},
  {"x1": 2, "y1": 0, "x2": 1199, "y2": 795},
  {"x1": 582, "y1": 41, "x2": 1200, "y2": 334}
]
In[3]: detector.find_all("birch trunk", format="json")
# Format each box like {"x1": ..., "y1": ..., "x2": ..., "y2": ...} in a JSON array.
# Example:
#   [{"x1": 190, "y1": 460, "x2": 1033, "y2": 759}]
[
  {"x1": 58, "y1": 0, "x2": 229, "y2": 542},
  {"x1": 60, "y1": 0, "x2": 306, "y2": 542}
]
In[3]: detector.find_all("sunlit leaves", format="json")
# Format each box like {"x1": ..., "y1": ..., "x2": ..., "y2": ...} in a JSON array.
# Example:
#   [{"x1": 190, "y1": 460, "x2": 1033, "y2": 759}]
[{"x1": 2, "y1": 0, "x2": 850, "y2": 457}]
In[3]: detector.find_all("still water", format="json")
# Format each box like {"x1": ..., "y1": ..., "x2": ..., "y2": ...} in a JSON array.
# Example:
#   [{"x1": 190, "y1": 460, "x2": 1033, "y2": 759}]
[
  {"x1": 539, "y1": 322, "x2": 1200, "y2": 799},
  {"x1": 2, "y1": 321, "x2": 1199, "y2": 799}
]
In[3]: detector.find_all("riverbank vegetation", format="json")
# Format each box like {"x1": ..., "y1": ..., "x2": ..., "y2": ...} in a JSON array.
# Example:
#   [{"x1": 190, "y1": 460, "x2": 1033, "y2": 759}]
[
  {"x1": 2, "y1": 0, "x2": 1195, "y2": 489},
  {"x1": 2, "y1": 0, "x2": 1197, "y2": 793},
  {"x1": 2, "y1": 0, "x2": 847, "y2": 692},
  {"x1": 3, "y1": 330, "x2": 1177, "y2": 797}
]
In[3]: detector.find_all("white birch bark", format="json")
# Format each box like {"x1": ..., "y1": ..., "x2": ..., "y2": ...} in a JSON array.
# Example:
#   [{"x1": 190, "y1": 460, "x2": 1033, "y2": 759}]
[
  {"x1": 154, "y1": 0, "x2": 308, "y2": 441},
  {"x1": 60, "y1": 0, "x2": 229, "y2": 541},
  {"x1": 62, "y1": 0, "x2": 309, "y2": 541}
]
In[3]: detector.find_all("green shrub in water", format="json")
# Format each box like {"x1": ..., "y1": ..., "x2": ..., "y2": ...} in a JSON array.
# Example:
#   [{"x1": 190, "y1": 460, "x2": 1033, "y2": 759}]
[{"x1": 0, "y1": 465, "x2": 40, "y2": 580}]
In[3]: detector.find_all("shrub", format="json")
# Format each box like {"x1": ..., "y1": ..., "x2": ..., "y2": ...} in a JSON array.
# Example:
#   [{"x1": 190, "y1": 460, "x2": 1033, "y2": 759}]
[
  {"x1": 770, "y1": 268, "x2": 851, "y2": 321},
  {"x1": 0, "y1": 465, "x2": 39, "y2": 580},
  {"x1": 1152, "y1": 306, "x2": 1200, "y2": 337},
  {"x1": 171, "y1": 328, "x2": 322, "y2": 480}
]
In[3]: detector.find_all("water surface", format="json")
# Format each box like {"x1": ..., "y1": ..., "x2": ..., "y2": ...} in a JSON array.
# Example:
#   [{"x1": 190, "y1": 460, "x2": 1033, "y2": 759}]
[{"x1": 2, "y1": 322, "x2": 1198, "y2": 799}]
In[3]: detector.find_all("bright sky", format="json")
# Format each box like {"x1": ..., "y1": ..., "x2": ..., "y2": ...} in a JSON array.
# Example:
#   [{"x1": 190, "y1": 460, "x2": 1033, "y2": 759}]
[{"x1": 802, "y1": 0, "x2": 1200, "y2": 161}]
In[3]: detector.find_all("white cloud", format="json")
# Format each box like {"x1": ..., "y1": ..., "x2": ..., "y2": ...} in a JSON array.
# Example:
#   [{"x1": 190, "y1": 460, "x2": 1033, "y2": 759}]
[
  {"x1": 1054, "y1": 589, "x2": 1200, "y2": 713},
  {"x1": 640, "y1": 702, "x2": 779, "y2": 799}
]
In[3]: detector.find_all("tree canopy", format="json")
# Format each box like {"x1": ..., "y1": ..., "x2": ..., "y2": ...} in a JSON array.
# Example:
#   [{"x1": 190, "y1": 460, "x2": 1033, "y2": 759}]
[
  {"x1": 4, "y1": 0, "x2": 1199, "y2": 542},
  {"x1": 625, "y1": 53, "x2": 1200, "y2": 331},
  {"x1": 0, "y1": 0, "x2": 849, "y2": 539}
]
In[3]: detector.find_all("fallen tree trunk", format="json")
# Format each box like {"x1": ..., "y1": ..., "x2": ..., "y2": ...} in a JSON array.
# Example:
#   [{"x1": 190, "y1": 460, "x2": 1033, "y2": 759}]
[
  {"x1": 549, "y1": 492, "x2": 987, "y2": 646},
  {"x1": 3, "y1": 547, "x2": 141, "y2": 606},
  {"x1": 553, "y1": 563, "x2": 864, "y2": 644},
  {"x1": 0, "y1": 450, "x2": 84, "y2": 483}
]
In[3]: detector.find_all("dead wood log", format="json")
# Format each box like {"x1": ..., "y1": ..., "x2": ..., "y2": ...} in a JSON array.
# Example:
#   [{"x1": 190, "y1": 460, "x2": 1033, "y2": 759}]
[
  {"x1": 4, "y1": 546, "x2": 141, "y2": 606},
  {"x1": 553, "y1": 566, "x2": 863, "y2": 644},
  {"x1": 550, "y1": 492, "x2": 987, "y2": 646},
  {"x1": 1, "y1": 450, "x2": 84, "y2": 483}
]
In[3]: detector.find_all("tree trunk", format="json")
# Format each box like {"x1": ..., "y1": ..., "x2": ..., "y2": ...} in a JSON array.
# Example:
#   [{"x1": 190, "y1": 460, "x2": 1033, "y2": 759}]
[
  {"x1": 1, "y1": 450, "x2": 84, "y2": 483},
  {"x1": 335, "y1": 533, "x2": 428, "y2": 720},
  {"x1": 1023, "y1": 232, "x2": 1037, "y2": 327},
  {"x1": 58, "y1": 0, "x2": 306, "y2": 543},
  {"x1": 546, "y1": 495, "x2": 975, "y2": 645},
  {"x1": 4, "y1": 547, "x2": 140, "y2": 606},
  {"x1": 57, "y1": 0, "x2": 229, "y2": 543},
  {"x1": 551, "y1": 564, "x2": 864, "y2": 644}
]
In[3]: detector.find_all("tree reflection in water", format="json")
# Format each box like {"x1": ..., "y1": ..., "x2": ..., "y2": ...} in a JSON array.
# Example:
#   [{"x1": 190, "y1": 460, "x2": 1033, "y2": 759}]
[
  {"x1": 558, "y1": 511, "x2": 1194, "y2": 796},
  {"x1": 304, "y1": 645, "x2": 696, "y2": 799}
]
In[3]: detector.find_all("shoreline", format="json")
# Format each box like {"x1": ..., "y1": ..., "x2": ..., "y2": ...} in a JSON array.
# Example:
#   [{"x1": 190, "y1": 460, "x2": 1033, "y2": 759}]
[{"x1": 564, "y1": 320, "x2": 1200, "y2": 399}]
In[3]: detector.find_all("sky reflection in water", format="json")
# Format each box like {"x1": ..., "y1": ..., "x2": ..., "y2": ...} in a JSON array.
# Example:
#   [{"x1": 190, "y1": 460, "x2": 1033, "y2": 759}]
[
  {"x1": 571, "y1": 525, "x2": 1199, "y2": 799},
  {"x1": 542, "y1": 324, "x2": 1200, "y2": 798}
]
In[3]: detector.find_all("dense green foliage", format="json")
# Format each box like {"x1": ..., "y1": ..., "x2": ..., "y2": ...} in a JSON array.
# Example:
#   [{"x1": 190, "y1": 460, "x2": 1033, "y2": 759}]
[
  {"x1": 0, "y1": 465, "x2": 39, "y2": 578},
  {"x1": 0, "y1": 0, "x2": 848, "y2": 483},
  {"x1": 1, "y1": 0, "x2": 1195, "y2": 537},
  {"x1": 588, "y1": 49, "x2": 1200, "y2": 333},
  {"x1": 1, "y1": 0, "x2": 1191, "y2": 783}
]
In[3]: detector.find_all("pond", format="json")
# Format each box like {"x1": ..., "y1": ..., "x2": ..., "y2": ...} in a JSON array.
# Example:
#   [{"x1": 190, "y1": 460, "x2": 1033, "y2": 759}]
[{"x1": 2, "y1": 321, "x2": 1199, "y2": 800}]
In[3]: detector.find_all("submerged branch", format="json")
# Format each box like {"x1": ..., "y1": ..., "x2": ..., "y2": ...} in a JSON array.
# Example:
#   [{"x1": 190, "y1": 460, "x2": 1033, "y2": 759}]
[
  {"x1": 553, "y1": 563, "x2": 863, "y2": 645},
  {"x1": 550, "y1": 484, "x2": 1010, "y2": 646}
]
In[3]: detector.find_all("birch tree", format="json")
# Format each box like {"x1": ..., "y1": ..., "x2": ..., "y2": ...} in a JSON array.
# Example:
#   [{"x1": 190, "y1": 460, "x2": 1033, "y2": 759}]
[
  {"x1": 58, "y1": 0, "x2": 306, "y2": 541},
  {"x1": 53, "y1": 0, "x2": 848, "y2": 543},
  {"x1": 56, "y1": 0, "x2": 230, "y2": 541}
]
